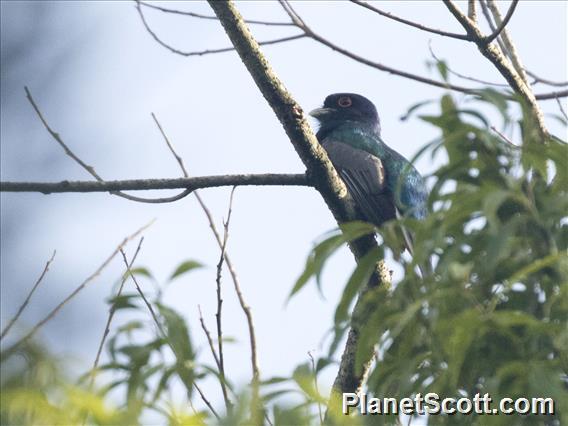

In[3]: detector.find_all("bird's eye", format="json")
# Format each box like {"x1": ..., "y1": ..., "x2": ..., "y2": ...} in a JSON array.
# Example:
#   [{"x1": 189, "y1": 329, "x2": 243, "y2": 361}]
[{"x1": 337, "y1": 96, "x2": 352, "y2": 107}]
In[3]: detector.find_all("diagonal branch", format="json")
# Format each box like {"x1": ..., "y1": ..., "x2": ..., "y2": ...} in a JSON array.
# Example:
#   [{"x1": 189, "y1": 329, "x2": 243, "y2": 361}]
[
  {"x1": 350, "y1": 0, "x2": 471, "y2": 40},
  {"x1": 88, "y1": 238, "x2": 145, "y2": 390},
  {"x1": 0, "y1": 251, "x2": 56, "y2": 341},
  {"x1": 120, "y1": 249, "x2": 220, "y2": 420},
  {"x1": 150, "y1": 113, "x2": 264, "y2": 413},
  {"x1": 24, "y1": 87, "x2": 193, "y2": 204},
  {"x1": 1, "y1": 221, "x2": 154, "y2": 360},
  {"x1": 206, "y1": 0, "x2": 391, "y2": 420},
  {"x1": 443, "y1": 0, "x2": 549, "y2": 141},
  {"x1": 482, "y1": 0, "x2": 519, "y2": 44}
]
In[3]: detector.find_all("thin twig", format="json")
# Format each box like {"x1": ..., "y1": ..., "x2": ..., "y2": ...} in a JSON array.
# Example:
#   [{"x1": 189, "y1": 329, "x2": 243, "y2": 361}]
[
  {"x1": 151, "y1": 109, "x2": 263, "y2": 418},
  {"x1": 444, "y1": 0, "x2": 549, "y2": 141},
  {"x1": 350, "y1": 0, "x2": 470, "y2": 40},
  {"x1": 1, "y1": 221, "x2": 154, "y2": 360},
  {"x1": 0, "y1": 174, "x2": 310, "y2": 194},
  {"x1": 490, "y1": 126, "x2": 516, "y2": 146},
  {"x1": 0, "y1": 251, "x2": 56, "y2": 341},
  {"x1": 89, "y1": 238, "x2": 145, "y2": 385},
  {"x1": 214, "y1": 187, "x2": 237, "y2": 412},
  {"x1": 277, "y1": 1, "x2": 565, "y2": 101},
  {"x1": 526, "y1": 70, "x2": 568, "y2": 88},
  {"x1": 81, "y1": 238, "x2": 144, "y2": 426},
  {"x1": 24, "y1": 87, "x2": 192, "y2": 204},
  {"x1": 151, "y1": 113, "x2": 190, "y2": 177},
  {"x1": 120, "y1": 249, "x2": 221, "y2": 420},
  {"x1": 308, "y1": 351, "x2": 323, "y2": 426},
  {"x1": 198, "y1": 305, "x2": 221, "y2": 370},
  {"x1": 428, "y1": 41, "x2": 509, "y2": 87},
  {"x1": 136, "y1": 1, "x2": 304, "y2": 58},
  {"x1": 119, "y1": 250, "x2": 163, "y2": 334},
  {"x1": 482, "y1": 0, "x2": 519, "y2": 44},
  {"x1": 478, "y1": 0, "x2": 508, "y2": 54},
  {"x1": 555, "y1": 97, "x2": 568, "y2": 121},
  {"x1": 138, "y1": 1, "x2": 295, "y2": 26}
]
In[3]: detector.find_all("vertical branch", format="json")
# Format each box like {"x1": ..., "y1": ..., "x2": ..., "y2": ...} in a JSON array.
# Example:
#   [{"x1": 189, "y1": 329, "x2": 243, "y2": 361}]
[{"x1": 214, "y1": 187, "x2": 236, "y2": 412}]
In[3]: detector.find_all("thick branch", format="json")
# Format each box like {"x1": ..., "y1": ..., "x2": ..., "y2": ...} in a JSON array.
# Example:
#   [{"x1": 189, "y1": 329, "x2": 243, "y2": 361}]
[
  {"x1": 0, "y1": 174, "x2": 309, "y2": 194},
  {"x1": 206, "y1": 0, "x2": 391, "y2": 418}
]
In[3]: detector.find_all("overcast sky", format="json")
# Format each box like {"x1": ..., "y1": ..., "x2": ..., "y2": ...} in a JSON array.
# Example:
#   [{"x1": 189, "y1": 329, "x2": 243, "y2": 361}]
[{"x1": 1, "y1": 0, "x2": 566, "y2": 417}]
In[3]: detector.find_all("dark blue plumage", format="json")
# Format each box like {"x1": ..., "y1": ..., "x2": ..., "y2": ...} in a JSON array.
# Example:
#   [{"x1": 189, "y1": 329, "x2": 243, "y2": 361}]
[{"x1": 310, "y1": 93, "x2": 428, "y2": 227}]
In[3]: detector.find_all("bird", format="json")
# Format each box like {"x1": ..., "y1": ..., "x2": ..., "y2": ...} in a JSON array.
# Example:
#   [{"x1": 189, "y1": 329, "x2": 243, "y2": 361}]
[{"x1": 309, "y1": 93, "x2": 429, "y2": 253}]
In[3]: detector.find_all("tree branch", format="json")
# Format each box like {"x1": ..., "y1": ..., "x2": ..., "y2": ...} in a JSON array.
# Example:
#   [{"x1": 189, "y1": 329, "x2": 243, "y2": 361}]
[
  {"x1": 1, "y1": 221, "x2": 154, "y2": 360},
  {"x1": 278, "y1": 1, "x2": 565, "y2": 102},
  {"x1": 484, "y1": 0, "x2": 528, "y2": 85},
  {"x1": 0, "y1": 174, "x2": 310, "y2": 194},
  {"x1": 25, "y1": 86, "x2": 194, "y2": 204},
  {"x1": 350, "y1": 0, "x2": 471, "y2": 40},
  {"x1": 206, "y1": 0, "x2": 391, "y2": 419},
  {"x1": 138, "y1": 1, "x2": 295, "y2": 27},
  {"x1": 444, "y1": 0, "x2": 549, "y2": 141},
  {"x1": 482, "y1": 0, "x2": 519, "y2": 44},
  {"x1": 0, "y1": 251, "x2": 56, "y2": 341},
  {"x1": 120, "y1": 248, "x2": 220, "y2": 420},
  {"x1": 153, "y1": 112, "x2": 263, "y2": 418},
  {"x1": 214, "y1": 188, "x2": 236, "y2": 413},
  {"x1": 136, "y1": 1, "x2": 304, "y2": 58},
  {"x1": 89, "y1": 238, "x2": 144, "y2": 390}
]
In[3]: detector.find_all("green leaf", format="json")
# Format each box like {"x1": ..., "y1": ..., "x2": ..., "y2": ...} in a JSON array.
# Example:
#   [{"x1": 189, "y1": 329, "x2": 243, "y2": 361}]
[
  {"x1": 474, "y1": 88, "x2": 510, "y2": 123},
  {"x1": 107, "y1": 294, "x2": 141, "y2": 311},
  {"x1": 399, "y1": 99, "x2": 434, "y2": 121},
  {"x1": 334, "y1": 247, "x2": 383, "y2": 326},
  {"x1": 155, "y1": 303, "x2": 195, "y2": 396},
  {"x1": 289, "y1": 221, "x2": 376, "y2": 300},
  {"x1": 436, "y1": 59, "x2": 448, "y2": 81},
  {"x1": 169, "y1": 260, "x2": 204, "y2": 281}
]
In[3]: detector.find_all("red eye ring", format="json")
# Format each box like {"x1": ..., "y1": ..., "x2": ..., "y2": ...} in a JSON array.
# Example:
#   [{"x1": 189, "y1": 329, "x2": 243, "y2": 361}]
[{"x1": 338, "y1": 96, "x2": 352, "y2": 107}]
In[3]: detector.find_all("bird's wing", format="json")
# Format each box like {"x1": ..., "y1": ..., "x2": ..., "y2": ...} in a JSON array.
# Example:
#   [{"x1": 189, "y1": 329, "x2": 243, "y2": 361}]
[{"x1": 322, "y1": 138, "x2": 397, "y2": 226}]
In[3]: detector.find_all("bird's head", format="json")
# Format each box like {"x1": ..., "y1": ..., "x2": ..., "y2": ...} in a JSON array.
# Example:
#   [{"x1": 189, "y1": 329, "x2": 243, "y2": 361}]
[{"x1": 309, "y1": 93, "x2": 380, "y2": 130}]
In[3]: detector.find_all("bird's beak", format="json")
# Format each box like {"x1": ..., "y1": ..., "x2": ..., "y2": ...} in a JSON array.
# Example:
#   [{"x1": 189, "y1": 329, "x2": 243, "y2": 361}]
[{"x1": 309, "y1": 107, "x2": 333, "y2": 119}]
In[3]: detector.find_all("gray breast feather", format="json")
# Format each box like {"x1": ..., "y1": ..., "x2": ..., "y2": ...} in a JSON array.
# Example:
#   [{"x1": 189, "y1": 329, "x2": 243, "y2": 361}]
[{"x1": 322, "y1": 139, "x2": 397, "y2": 226}]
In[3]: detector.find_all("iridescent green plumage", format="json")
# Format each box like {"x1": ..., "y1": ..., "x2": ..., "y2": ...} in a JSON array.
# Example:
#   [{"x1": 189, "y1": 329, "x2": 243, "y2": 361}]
[{"x1": 310, "y1": 93, "x2": 428, "y2": 227}]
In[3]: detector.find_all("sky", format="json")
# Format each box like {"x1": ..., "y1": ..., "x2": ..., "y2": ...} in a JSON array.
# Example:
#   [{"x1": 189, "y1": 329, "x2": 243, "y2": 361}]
[{"x1": 1, "y1": 0, "x2": 566, "y2": 419}]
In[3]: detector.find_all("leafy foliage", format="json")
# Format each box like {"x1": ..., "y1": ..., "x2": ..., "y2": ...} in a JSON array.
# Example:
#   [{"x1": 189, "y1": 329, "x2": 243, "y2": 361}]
[
  {"x1": 1, "y1": 90, "x2": 565, "y2": 425},
  {"x1": 295, "y1": 90, "x2": 567, "y2": 425}
]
